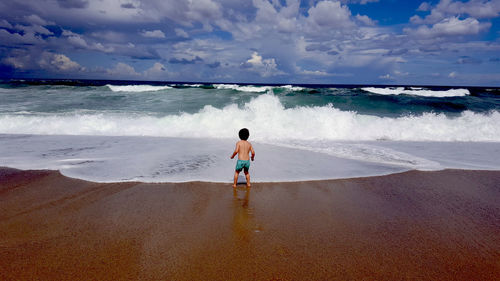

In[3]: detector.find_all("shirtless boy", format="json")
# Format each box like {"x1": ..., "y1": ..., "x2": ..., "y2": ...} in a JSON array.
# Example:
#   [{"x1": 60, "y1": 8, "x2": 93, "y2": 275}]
[{"x1": 230, "y1": 128, "x2": 255, "y2": 188}]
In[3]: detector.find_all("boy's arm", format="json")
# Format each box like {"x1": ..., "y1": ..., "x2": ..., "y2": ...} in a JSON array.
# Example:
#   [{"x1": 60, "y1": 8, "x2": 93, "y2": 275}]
[
  {"x1": 250, "y1": 144, "x2": 255, "y2": 161},
  {"x1": 230, "y1": 143, "x2": 239, "y2": 159}
]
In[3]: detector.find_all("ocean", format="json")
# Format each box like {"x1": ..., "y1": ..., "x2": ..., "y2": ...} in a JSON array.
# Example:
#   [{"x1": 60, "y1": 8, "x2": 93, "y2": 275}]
[{"x1": 1, "y1": 79, "x2": 499, "y2": 182}]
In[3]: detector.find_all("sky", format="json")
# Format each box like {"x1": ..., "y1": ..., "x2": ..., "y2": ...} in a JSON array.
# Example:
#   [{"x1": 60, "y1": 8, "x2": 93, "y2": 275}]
[{"x1": 0, "y1": 0, "x2": 499, "y2": 86}]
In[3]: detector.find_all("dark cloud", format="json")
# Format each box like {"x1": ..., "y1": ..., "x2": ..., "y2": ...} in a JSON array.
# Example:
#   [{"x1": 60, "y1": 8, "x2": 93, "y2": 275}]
[
  {"x1": 57, "y1": 0, "x2": 89, "y2": 9},
  {"x1": 385, "y1": 48, "x2": 408, "y2": 56},
  {"x1": 419, "y1": 45, "x2": 443, "y2": 53},
  {"x1": 305, "y1": 44, "x2": 331, "y2": 52},
  {"x1": 120, "y1": 3, "x2": 136, "y2": 9},
  {"x1": 457, "y1": 56, "x2": 482, "y2": 64},
  {"x1": 207, "y1": 61, "x2": 221, "y2": 68},
  {"x1": 169, "y1": 56, "x2": 203, "y2": 64},
  {"x1": 0, "y1": 0, "x2": 498, "y2": 85}
]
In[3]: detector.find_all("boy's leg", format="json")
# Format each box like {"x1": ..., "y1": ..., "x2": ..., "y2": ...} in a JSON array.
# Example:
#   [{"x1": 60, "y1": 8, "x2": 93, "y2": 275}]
[
  {"x1": 233, "y1": 170, "x2": 240, "y2": 188},
  {"x1": 244, "y1": 170, "x2": 251, "y2": 187}
]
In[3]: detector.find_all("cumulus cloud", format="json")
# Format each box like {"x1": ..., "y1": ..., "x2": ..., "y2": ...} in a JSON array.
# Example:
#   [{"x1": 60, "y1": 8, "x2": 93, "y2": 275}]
[
  {"x1": 417, "y1": 2, "x2": 432, "y2": 12},
  {"x1": 0, "y1": 0, "x2": 498, "y2": 85},
  {"x1": 144, "y1": 62, "x2": 169, "y2": 78},
  {"x1": 169, "y1": 56, "x2": 203, "y2": 64},
  {"x1": 242, "y1": 51, "x2": 280, "y2": 77},
  {"x1": 0, "y1": 19, "x2": 13, "y2": 29},
  {"x1": 141, "y1": 29, "x2": 166, "y2": 38},
  {"x1": 106, "y1": 62, "x2": 140, "y2": 77},
  {"x1": 300, "y1": 69, "x2": 330, "y2": 76},
  {"x1": 405, "y1": 16, "x2": 491, "y2": 38},
  {"x1": 307, "y1": 1, "x2": 354, "y2": 30},
  {"x1": 341, "y1": 0, "x2": 379, "y2": 4},
  {"x1": 0, "y1": 25, "x2": 49, "y2": 45},
  {"x1": 175, "y1": 28, "x2": 189, "y2": 38},
  {"x1": 39, "y1": 52, "x2": 85, "y2": 72},
  {"x1": 24, "y1": 14, "x2": 54, "y2": 26},
  {"x1": 57, "y1": 0, "x2": 89, "y2": 9},
  {"x1": 62, "y1": 30, "x2": 114, "y2": 52},
  {"x1": 3, "y1": 53, "x2": 31, "y2": 69},
  {"x1": 411, "y1": 0, "x2": 500, "y2": 24},
  {"x1": 356, "y1": 14, "x2": 377, "y2": 26}
]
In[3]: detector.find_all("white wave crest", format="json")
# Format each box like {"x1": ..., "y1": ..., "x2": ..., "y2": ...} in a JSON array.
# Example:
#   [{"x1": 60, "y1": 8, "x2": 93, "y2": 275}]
[
  {"x1": 0, "y1": 94, "x2": 499, "y2": 142},
  {"x1": 279, "y1": 85, "x2": 305, "y2": 91},
  {"x1": 214, "y1": 84, "x2": 271, "y2": 93},
  {"x1": 362, "y1": 87, "x2": 470, "y2": 97},
  {"x1": 106, "y1": 84, "x2": 172, "y2": 92}
]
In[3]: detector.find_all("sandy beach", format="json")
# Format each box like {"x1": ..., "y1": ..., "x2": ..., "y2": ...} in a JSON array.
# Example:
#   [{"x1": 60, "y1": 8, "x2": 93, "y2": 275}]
[{"x1": 1, "y1": 167, "x2": 499, "y2": 280}]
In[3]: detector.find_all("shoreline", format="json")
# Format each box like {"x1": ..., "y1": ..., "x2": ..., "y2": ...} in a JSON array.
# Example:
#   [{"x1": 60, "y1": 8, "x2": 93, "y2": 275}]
[{"x1": 1, "y1": 167, "x2": 499, "y2": 280}]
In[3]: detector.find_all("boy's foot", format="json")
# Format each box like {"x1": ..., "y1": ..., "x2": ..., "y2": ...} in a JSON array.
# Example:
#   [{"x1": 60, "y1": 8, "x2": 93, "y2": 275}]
[
  {"x1": 246, "y1": 184, "x2": 251, "y2": 188},
  {"x1": 232, "y1": 184, "x2": 237, "y2": 188}
]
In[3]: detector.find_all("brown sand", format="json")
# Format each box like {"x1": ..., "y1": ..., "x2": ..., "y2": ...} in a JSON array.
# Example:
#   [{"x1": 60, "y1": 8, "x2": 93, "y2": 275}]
[{"x1": 0, "y1": 167, "x2": 499, "y2": 280}]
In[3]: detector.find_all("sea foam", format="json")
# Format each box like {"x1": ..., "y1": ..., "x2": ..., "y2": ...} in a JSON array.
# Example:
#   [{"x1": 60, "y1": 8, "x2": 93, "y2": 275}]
[
  {"x1": 361, "y1": 87, "x2": 470, "y2": 97},
  {"x1": 0, "y1": 94, "x2": 499, "y2": 142},
  {"x1": 214, "y1": 84, "x2": 271, "y2": 93},
  {"x1": 107, "y1": 84, "x2": 172, "y2": 92}
]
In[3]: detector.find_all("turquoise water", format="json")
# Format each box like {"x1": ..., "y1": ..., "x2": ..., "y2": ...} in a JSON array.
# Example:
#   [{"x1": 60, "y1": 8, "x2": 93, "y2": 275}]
[{"x1": 0, "y1": 79, "x2": 499, "y2": 182}]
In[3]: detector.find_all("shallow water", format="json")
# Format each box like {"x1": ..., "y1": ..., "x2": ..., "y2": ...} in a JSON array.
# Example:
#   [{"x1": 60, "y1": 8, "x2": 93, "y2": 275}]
[{"x1": 1, "y1": 134, "x2": 498, "y2": 182}]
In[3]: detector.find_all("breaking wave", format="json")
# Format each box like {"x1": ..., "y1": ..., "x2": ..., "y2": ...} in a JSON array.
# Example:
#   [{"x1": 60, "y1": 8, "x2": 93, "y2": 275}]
[
  {"x1": 106, "y1": 84, "x2": 172, "y2": 92},
  {"x1": 213, "y1": 84, "x2": 271, "y2": 93},
  {"x1": 1, "y1": 94, "x2": 498, "y2": 142},
  {"x1": 361, "y1": 87, "x2": 470, "y2": 97}
]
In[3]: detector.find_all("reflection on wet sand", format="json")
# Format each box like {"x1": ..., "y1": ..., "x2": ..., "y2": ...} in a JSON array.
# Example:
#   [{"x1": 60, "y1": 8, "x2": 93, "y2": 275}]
[{"x1": 232, "y1": 187, "x2": 255, "y2": 242}]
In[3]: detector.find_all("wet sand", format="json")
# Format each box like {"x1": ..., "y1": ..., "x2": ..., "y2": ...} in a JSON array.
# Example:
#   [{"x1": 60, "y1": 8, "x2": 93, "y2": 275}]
[{"x1": 1, "y1": 167, "x2": 499, "y2": 280}]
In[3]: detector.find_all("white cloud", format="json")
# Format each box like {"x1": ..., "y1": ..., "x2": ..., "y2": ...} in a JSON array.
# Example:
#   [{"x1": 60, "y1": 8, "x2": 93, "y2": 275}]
[
  {"x1": 141, "y1": 29, "x2": 166, "y2": 38},
  {"x1": 62, "y1": 30, "x2": 114, "y2": 52},
  {"x1": 411, "y1": 0, "x2": 500, "y2": 24},
  {"x1": 13, "y1": 23, "x2": 53, "y2": 36},
  {"x1": 356, "y1": 14, "x2": 377, "y2": 26},
  {"x1": 307, "y1": 1, "x2": 354, "y2": 29},
  {"x1": 341, "y1": 0, "x2": 379, "y2": 4},
  {"x1": 418, "y1": 2, "x2": 432, "y2": 12},
  {"x1": 144, "y1": 62, "x2": 169, "y2": 78},
  {"x1": 175, "y1": 28, "x2": 189, "y2": 38},
  {"x1": 39, "y1": 52, "x2": 84, "y2": 72},
  {"x1": 0, "y1": 27, "x2": 45, "y2": 44},
  {"x1": 3, "y1": 55, "x2": 30, "y2": 69},
  {"x1": 301, "y1": 69, "x2": 330, "y2": 76},
  {"x1": 449, "y1": 71, "x2": 457, "y2": 78},
  {"x1": 406, "y1": 17, "x2": 491, "y2": 38},
  {"x1": 106, "y1": 62, "x2": 140, "y2": 77},
  {"x1": 24, "y1": 14, "x2": 54, "y2": 26},
  {"x1": 243, "y1": 51, "x2": 280, "y2": 77},
  {"x1": 0, "y1": 19, "x2": 13, "y2": 29}
]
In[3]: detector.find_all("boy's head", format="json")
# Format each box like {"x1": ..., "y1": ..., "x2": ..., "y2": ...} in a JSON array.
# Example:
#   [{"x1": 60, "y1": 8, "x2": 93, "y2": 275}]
[{"x1": 238, "y1": 128, "x2": 249, "y2": 140}]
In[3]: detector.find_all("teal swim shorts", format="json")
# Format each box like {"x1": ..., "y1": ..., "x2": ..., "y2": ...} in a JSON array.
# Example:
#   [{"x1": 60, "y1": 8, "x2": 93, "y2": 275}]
[{"x1": 235, "y1": 159, "x2": 250, "y2": 172}]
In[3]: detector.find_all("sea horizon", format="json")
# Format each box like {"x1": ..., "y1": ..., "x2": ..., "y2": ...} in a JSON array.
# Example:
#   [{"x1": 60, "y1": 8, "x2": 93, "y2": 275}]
[{"x1": 3, "y1": 77, "x2": 500, "y2": 89}]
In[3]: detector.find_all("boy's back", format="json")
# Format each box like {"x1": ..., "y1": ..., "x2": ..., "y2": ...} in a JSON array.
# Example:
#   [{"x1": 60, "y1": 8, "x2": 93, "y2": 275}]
[
  {"x1": 235, "y1": 140, "x2": 253, "y2": 161},
  {"x1": 231, "y1": 128, "x2": 255, "y2": 188}
]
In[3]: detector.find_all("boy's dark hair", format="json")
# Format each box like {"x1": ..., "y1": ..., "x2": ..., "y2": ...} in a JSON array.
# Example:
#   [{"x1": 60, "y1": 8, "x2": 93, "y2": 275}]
[{"x1": 238, "y1": 128, "x2": 249, "y2": 140}]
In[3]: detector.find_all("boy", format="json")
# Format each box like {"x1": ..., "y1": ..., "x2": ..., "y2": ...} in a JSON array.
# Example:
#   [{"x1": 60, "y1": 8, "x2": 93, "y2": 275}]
[{"x1": 230, "y1": 128, "x2": 255, "y2": 188}]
